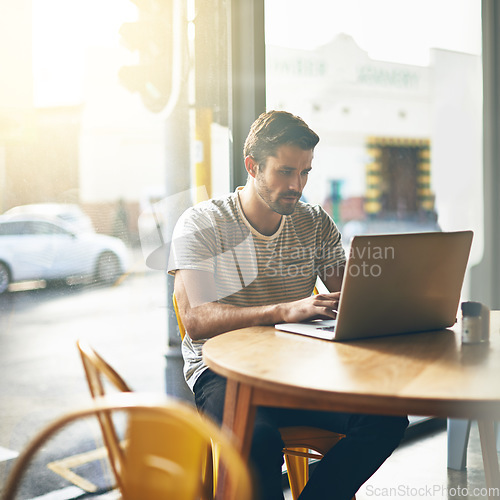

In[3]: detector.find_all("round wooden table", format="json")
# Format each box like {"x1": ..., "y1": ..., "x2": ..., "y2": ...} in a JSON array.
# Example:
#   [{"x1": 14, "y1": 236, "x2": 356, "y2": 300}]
[{"x1": 203, "y1": 311, "x2": 500, "y2": 498}]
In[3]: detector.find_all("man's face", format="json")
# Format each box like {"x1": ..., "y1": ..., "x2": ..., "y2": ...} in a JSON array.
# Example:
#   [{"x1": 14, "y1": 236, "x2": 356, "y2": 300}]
[{"x1": 255, "y1": 144, "x2": 313, "y2": 215}]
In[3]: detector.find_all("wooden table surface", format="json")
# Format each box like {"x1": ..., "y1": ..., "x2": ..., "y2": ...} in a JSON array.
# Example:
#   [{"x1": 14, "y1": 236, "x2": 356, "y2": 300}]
[{"x1": 203, "y1": 311, "x2": 500, "y2": 498}]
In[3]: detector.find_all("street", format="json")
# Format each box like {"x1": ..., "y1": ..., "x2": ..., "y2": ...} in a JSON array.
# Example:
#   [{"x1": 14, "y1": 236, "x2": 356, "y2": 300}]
[
  {"x1": 0, "y1": 265, "x2": 172, "y2": 499},
  {"x1": 0, "y1": 257, "x2": 452, "y2": 500}
]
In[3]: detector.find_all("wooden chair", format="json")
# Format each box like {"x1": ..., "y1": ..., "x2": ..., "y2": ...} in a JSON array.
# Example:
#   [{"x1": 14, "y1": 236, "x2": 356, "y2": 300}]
[
  {"x1": 2, "y1": 393, "x2": 252, "y2": 500},
  {"x1": 77, "y1": 339, "x2": 132, "y2": 493},
  {"x1": 173, "y1": 293, "x2": 353, "y2": 500},
  {"x1": 76, "y1": 340, "x2": 215, "y2": 499}
]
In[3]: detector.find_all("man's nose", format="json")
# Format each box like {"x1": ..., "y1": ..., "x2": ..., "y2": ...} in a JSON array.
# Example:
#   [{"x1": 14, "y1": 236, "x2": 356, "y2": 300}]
[{"x1": 289, "y1": 174, "x2": 304, "y2": 191}]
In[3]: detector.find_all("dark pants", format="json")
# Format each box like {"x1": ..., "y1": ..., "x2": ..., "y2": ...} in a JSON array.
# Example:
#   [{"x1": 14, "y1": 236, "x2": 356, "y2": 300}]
[{"x1": 194, "y1": 369, "x2": 409, "y2": 500}]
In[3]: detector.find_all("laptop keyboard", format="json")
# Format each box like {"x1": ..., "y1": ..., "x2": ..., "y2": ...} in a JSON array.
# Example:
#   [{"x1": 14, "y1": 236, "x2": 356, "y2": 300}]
[{"x1": 318, "y1": 326, "x2": 336, "y2": 332}]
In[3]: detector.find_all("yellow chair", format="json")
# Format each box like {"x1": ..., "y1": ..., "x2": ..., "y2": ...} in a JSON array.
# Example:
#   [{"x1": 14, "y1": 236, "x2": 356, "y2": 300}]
[
  {"x1": 173, "y1": 293, "x2": 353, "y2": 500},
  {"x1": 77, "y1": 339, "x2": 132, "y2": 493},
  {"x1": 2, "y1": 393, "x2": 252, "y2": 500},
  {"x1": 76, "y1": 339, "x2": 215, "y2": 499}
]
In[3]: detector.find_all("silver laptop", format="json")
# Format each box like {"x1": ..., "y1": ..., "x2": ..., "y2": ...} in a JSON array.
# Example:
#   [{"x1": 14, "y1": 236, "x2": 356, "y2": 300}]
[{"x1": 275, "y1": 231, "x2": 473, "y2": 341}]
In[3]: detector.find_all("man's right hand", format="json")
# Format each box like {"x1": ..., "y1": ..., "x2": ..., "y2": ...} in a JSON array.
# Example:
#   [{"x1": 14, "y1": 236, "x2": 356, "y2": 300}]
[
  {"x1": 277, "y1": 292, "x2": 341, "y2": 324},
  {"x1": 175, "y1": 269, "x2": 343, "y2": 340}
]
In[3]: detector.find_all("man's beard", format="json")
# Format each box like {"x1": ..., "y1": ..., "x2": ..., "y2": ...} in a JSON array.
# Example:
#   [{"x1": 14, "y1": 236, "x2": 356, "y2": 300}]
[{"x1": 256, "y1": 177, "x2": 301, "y2": 216}]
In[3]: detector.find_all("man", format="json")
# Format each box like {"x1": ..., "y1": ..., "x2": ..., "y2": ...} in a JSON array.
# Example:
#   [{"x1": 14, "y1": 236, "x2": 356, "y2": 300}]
[{"x1": 168, "y1": 110, "x2": 408, "y2": 499}]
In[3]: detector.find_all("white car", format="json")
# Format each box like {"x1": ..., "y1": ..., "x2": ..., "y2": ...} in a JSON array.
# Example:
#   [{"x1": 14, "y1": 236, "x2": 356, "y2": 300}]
[{"x1": 0, "y1": 215, "x2": 129, "y2": 294}]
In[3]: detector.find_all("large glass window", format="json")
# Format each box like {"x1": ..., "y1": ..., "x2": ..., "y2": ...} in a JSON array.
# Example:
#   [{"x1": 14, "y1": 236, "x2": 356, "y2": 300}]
[
  {"x1": 265, "y1": 0, "x2": 483, "y2": 297},
  {"x1": 0, "y1": 0, "x2": 489, "y2": 497},
  {"x1": 0, "y1": 1, "x2": 232, "y2": 496}
]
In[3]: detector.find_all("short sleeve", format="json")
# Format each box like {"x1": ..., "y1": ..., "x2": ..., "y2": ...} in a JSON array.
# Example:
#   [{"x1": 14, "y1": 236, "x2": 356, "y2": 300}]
[{"x1": 167, "y1": 207, "x2": 218, "y2": 275}]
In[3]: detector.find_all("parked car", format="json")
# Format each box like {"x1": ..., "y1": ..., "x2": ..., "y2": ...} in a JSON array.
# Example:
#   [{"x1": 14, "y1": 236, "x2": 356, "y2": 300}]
[
  {"x1": 0, "y1": 215, "x2": 129, "y2": 294},
  {"x1": 4, "y1": 203, "x2": 95, "y2": 233}
]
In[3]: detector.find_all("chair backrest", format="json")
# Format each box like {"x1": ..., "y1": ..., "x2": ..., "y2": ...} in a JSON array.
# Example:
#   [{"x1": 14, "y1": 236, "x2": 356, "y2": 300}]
[
  {"x1": 77, "y1": 339, "x2": 132, "y2": 395},
  {"x1": 3, "y1": 393, "x2": 252, "y2": 500},
  {"x1": 76, "y1": 339, "x2": 132, "y2": 491},
  {"x1": 173, "y1": 292, "x2": 186, "y2": 340}
]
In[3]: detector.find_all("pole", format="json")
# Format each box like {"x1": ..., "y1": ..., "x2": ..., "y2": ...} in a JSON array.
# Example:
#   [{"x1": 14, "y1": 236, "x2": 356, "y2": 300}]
[
  {"x1": 228, "y1": 0, "x2": 266, "y2": 190},
  {"x1": 163, "y1": 0, "x2": 193, "y2": 402}
]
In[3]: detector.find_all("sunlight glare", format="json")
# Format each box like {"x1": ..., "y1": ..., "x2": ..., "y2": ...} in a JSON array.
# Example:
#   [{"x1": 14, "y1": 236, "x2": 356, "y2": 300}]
[{"x1": 32, "y1": 0, "x2": 137, "y2": 107}]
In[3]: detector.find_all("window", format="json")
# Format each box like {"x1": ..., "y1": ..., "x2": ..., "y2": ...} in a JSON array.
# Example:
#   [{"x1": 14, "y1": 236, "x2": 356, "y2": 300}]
[
  {"x1": 265, "y1": 0, "x2": 483, "y2": 296},
  {"x1": 0, "y1": 222, "x2": 28, "y2": 236}
]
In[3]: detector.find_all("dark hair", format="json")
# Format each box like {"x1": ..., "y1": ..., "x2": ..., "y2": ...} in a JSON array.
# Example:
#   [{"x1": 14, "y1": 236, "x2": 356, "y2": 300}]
[{"x1": 243, "y1": 110, "x2": 319, "y2": 166}]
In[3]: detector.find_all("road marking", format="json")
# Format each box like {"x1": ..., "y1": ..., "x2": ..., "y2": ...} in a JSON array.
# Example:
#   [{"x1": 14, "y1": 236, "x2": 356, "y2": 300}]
[
  {"x1": 26, "y1": 486, "x2": 85, "y2": 500},
  {"x1": 90, "y1": 491, "x2": 121, "y2": 499},
  {"x1": 47, "y1": 446, "x2": 112, "y2": 493},
  {"x1": 0, "y1": 446, "x2": 19, "y2": 462},
  {"x1": 8, "y1": 280, "x2": 47, "y2": 292}
]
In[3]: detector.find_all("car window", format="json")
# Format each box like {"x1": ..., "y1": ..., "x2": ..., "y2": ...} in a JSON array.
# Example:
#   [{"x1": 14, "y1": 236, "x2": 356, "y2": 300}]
[
  {"x1": 0, "y1": 222, "x2": 30, "y2": 236},
  {"x1": 27, "y1": 221, "x2": 70, "y2": 236}
]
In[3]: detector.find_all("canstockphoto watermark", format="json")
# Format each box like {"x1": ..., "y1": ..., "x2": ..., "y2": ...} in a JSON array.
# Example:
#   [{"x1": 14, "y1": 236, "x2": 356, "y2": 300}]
[
  {"x1": 264, "y1": 242, "x2": 395, "y2": 279},
  {"x1": 365, "y1": 484, "x2": 500, "y2": 497},
  {"x1": 346, "y1": 242, "x2": 395, "y2": 278},
  {"x1": 264, "y1": 260, "x2": 345, "y2": 279},
  {"x1": 263, "y1": 244, "x2": 345, "y2": 278}
]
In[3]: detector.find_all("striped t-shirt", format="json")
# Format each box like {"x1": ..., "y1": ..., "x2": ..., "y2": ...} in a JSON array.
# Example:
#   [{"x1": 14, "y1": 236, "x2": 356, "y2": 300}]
[{"x1": 168, "y1": 188, "x2": 345, "y2": 390}]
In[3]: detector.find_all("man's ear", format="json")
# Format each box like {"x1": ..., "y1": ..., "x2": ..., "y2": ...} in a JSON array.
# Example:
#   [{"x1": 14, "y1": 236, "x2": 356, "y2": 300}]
[{"x1": 244, "y1": 156, "x2": 259, "y2": 178}]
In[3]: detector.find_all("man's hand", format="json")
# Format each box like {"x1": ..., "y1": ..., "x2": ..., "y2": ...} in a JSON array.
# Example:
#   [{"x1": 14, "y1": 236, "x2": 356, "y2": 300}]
[
  {"x1": 174, "y1": 269, "x2": 342, "y2": 340},
  {"x1": 277, "y1": 292, "x2": 341, "y2": 324}
]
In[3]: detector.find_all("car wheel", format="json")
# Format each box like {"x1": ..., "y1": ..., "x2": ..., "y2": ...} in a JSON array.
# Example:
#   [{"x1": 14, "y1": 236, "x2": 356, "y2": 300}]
[
  {"x1": 95, "y1": 252, "x2": 121, "y2": 285},
  {"x1": 0, "y1": 262, "x2": 10, "y2": 294}
]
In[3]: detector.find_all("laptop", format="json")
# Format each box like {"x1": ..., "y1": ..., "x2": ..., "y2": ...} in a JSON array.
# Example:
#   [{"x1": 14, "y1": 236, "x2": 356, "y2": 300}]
[{"x1": 275, "y1": 230, "x2": 473, "y2": 341}]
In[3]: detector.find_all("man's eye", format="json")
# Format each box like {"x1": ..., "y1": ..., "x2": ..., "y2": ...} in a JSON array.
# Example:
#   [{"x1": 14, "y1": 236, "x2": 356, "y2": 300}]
[{"x1": 301, "y1": 170, "x2": 311, "y2": 176}]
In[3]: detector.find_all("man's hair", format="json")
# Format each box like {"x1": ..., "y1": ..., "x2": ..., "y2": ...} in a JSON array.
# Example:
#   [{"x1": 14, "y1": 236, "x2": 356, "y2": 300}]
[{"x1": 243, "y1": 110, "x2": 319, "y2": 166}]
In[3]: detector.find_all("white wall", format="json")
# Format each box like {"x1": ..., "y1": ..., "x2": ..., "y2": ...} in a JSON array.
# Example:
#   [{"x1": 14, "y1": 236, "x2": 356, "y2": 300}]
[{"x1": 430, "y1": 49, "x2": 483, "y2": 265}]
